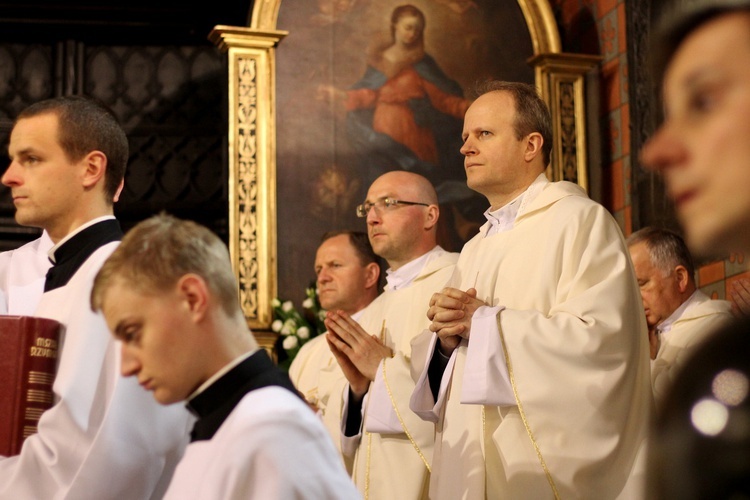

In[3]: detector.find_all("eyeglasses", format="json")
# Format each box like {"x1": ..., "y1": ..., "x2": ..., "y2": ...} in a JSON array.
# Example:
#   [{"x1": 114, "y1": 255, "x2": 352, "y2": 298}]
[{"x1": 355, "y1": 197, "x2": 430, "y2": 218}]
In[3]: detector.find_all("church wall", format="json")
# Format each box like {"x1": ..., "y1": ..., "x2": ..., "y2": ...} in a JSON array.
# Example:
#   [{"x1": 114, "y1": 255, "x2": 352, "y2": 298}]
[{"x1": 548, "y1": 0, "x2": 750, "y2": 301}]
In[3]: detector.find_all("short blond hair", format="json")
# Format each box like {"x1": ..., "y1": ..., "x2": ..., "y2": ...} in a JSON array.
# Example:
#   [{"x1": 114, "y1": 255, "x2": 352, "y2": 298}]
[{"x1": 91, "y1": 213, "x2": 240, "y2": 316}]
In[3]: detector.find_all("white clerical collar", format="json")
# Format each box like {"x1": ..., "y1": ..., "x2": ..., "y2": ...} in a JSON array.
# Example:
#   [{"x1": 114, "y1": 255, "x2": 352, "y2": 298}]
[
  {"x1": 385, "y1": 246, "x2": 442, "y2": 291},
  {"x1": 657, "y1": 290, "x2": 702, "y2": 337},
  {"x1": 483, "y1": 173, "x2": 548, "y2": 237},
  {"x1": 186, "y1": 348, "x2": 259, "y2": 402},
  {"x1": 48, "y1": 215, "x2": 117, "y2": 263}
]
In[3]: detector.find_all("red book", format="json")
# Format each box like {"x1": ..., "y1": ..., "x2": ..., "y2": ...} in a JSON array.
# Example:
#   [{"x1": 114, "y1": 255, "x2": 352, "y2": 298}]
[{"x1": 0, "y1": 316, "x2": 62, "y2": 456}]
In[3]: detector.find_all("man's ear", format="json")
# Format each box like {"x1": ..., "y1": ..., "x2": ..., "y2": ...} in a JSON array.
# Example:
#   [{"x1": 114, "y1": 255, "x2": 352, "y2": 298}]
[
  {"x1": 363, "y1": 262, "x2": 380, "y2": 289},
  {"x1": 423, "y1": 204, "x2": 439, "y2": 231},
  {"x1": 81, "y1": 151, "x2": 107, "y2": 189},
  {"x1": 524, "y1": 132, "x2": 544, "y2": 163},
  {"x1": 177, "y1": 274, "x2": 210, "y2": 321},
  {"x1": 674, "y1": 265, "x2": 691, "y2": 293},
  {"x1": 113, "y1": 179, "x2": 125, "y2": 202}
]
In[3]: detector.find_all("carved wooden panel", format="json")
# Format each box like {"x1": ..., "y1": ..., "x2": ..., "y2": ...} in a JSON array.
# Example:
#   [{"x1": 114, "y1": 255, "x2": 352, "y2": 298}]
[
  {"x1": 0, "y1": 41, "x2": 229, "y2": 248},
  {"x1": 626, "y1": 0, "x2": 679, "y2": 232}
]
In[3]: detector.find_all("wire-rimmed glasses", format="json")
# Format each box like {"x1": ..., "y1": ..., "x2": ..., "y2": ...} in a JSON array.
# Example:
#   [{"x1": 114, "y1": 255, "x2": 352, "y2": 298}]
[{"x1": 355, "y1": 197, "x2": 430, "y2": 218}]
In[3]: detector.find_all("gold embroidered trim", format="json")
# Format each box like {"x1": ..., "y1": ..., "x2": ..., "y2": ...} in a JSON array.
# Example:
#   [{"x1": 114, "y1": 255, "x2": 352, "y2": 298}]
[
  {"x1": 497, "y1": 326, "x2": 561, "y2": 500},
  {"x1": 365, "y1": 431, "x2": 372, "y2": 500},
  {"x1": 382, "y1": 358, "x2": 431, "y2": 472}
]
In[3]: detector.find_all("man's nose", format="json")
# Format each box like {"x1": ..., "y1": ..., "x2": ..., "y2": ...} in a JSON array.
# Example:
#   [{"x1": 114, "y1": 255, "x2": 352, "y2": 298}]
[
  {"x1": 120, "y1": 344, "x2": 141, "y2": 378},
  {"x1": 639, "y1": 124, "x2": 686, "y2": 173}
]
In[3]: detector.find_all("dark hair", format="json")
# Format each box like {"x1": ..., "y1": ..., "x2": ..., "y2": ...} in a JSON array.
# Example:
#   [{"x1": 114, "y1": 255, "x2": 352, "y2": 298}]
[
  {"x1": 471, "y1": 80, "x2": 553, "y2": 167},
  {"x1": 320, "y1": 229, "x2": 385, "y2": 292},
  {"x1": 651, "y1": 0, "x2": 750, "y2": 87},
  {"x1": 15, "y1": 95, "x2": 128, "y2": 204},
  {"x1": 626, "y1": 226, "x2": 696, "y2": 279},
  {"x1": 390, "y1": 4, "x2": 425, "y2": 42},
  {"x1": 321, "y1": 230, "x2": 378, "y2": 267}
]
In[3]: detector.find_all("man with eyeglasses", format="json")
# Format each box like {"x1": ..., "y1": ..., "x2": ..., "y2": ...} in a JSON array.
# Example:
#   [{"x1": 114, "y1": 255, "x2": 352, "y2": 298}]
[
  {"x1": 409, "y1": 80, "x2": 651, "y2": 499},
  {"x1": 324, "y1": 170, "x2": 458, "y2": 499}
]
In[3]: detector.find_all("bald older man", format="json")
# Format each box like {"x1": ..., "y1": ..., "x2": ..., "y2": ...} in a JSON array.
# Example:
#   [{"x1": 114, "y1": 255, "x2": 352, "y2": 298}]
[{"x1": 324, "y1": 170, "x2": 458, "y2": 499}]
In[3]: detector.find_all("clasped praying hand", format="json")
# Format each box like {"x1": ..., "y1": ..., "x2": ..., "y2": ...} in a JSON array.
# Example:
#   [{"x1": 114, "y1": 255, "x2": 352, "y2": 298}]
[
  {"x1": 325, "y1": 310, "x2": 393, "y2": 400},
  {"x1": 427, "y1": 287, "x2": 484, "y2": 356}
]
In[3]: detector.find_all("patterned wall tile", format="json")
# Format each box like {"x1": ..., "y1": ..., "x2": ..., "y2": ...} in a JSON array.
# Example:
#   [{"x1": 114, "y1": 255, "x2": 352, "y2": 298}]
[
  {"x1": 601, "y1": 57, "x2": 621, "y2": 112},
  {"x1": 617, "y1": 3, "x2": 627, "y2": 53},
  {"x1": 608, "y1": 108, "x2": 622, "y2": 160},
  {"x1": 701, "y1": 282, "x2": 727, "y2": 301},
  {"x1": 596, "y1": 0, "x2": 617, "y2": 18},
  {"x1": 599, "y1": 8, "x2": 619, "y2": 62},
  {"x1": 726, "y1": 252, "x2": 748, "y2": 277},
  {"x1": 698, "y1": 260, "x2": 726, "y2": 286},
  {"x1": 621, "y1": 102, "x2": 630, "y2": 156}
]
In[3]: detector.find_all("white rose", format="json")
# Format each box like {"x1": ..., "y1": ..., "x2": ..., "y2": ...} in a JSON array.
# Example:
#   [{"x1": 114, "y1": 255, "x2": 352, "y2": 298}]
[
  {"x1": 302, "y1": 298, "x2": 314, "y2": 309},
  {"x1": 282, "y1": 301, "x2": 294, "y2": 312},
  {"x1": 297, "y1": 326, "x2": 310, "y2": 340},
  {"x1": 271, "y1": 319, "x2": 283, "y2": 332},
  {"x1": 282, "y1": 335, "x2": 299, "y2": 350},
  {"x1": 280, "y1": 325, "x2": 293, "y2": 336},
  {"x1": 271, "y1": 298, "x2": 281, "y2": 308},
  {"x1": 318, "y1": 310, "x2": 327, "y2": 321}
]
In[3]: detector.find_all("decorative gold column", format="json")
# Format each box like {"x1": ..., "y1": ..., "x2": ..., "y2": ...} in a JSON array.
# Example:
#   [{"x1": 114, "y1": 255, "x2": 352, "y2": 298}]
[
  {"x1": 529, "y1": 53, "x2": 601, "y2": 192},
  {"x1": 209, "y1": 26, "x2": 287, "y2": 340}
]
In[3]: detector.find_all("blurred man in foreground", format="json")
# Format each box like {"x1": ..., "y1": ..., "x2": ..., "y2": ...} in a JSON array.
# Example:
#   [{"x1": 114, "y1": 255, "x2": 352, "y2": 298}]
[{"x1": 641, "y1": 1, "x2": 750, "y2": 497}]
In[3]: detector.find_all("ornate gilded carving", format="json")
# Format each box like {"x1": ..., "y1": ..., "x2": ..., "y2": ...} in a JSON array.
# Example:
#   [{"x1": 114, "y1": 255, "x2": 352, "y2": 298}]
[
  {"x1": 529, "y1": 52, "x2": 601, "y2": 192},
  {"x1": 559, "y1": 81, "x2": 578, "y2": 184},
  {"x1": 209, "y1": 27, "x2": 287, "y2": 333},
  {"x1": 236, "y1": 56, "x2": 259, "y2": 321}
]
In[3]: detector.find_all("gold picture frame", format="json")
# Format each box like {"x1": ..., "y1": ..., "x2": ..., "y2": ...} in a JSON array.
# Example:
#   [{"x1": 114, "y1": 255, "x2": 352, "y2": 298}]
[{"x1": 211, "y1": 0, "x2": 597, "y2": 349}]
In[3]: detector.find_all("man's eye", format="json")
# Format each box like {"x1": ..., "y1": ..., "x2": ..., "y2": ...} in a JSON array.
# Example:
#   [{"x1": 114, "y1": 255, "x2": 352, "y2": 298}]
[
  {"x1": 688, "y1": 88, "x2": 718, "y2": 115},
  {"x1": 121, "y1": 329, "x2": 140, "y2": 344}
]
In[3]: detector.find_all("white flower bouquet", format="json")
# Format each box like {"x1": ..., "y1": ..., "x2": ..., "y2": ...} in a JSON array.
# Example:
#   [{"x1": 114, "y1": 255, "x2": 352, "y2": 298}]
[{"x1": 271, "y1": 286, "x2": 326, "y2": 370}]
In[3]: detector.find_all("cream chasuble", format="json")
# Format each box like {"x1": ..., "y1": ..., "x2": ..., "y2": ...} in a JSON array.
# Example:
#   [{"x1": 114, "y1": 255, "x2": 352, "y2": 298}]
[
  {"x1": 412, "y1": 181, "x2": 652, "y2": 499},
  {"x1": 651, "y1": 292, "x2": 732, "y2": 407},
  {"x1": 349, "y1": 248, "x2": 458, "y2": 500}
]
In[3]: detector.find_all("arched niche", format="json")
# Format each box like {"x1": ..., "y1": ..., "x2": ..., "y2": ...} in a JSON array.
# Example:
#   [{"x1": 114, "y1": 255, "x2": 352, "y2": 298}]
[{"x1": 210, "y1": 0, "x2": 600, "y2": 342}]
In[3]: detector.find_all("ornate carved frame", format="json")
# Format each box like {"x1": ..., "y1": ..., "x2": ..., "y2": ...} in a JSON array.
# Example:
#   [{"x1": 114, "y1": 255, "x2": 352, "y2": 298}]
[{"x1": 210, "y1": 0, "x2": 598, "y2": 340}]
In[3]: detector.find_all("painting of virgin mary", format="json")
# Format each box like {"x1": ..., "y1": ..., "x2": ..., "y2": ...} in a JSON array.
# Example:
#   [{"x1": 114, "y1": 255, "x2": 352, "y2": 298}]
[
  {"x1": 275, "y1": 0, "x2": 534, "y2": 298},
  {"x1": 319, "y1": 4, "x2": 469, "y2": 191}
]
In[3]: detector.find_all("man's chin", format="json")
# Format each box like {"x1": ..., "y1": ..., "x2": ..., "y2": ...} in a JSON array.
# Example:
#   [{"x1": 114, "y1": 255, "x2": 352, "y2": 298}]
[
  {"x1": 13, "y1": 212, "x2": 42, "y2": 229},
  {"x1": 154, "y1": 390, "x2": 185, "y2": 406},
  {"x1": 683, "y1": 223, "x2": 735, "y2": 262}
]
